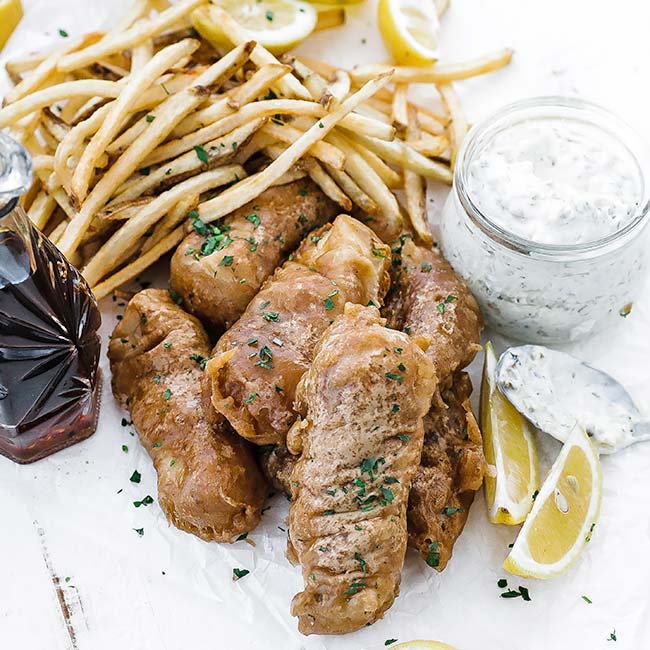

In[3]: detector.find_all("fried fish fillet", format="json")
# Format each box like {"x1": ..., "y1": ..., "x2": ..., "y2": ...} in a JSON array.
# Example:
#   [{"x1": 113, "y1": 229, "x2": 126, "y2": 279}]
[
  {"x1": 206, "y1": 214, "x2": 391, "y2": 446},
  {"x1": 409, "y1": 372, "x2": 484, "y2": 570},
  {"x1": 109, "y1": 289, "x2": 267, "y2": 542},
  {"x1": 287, "y1": 304, "x2": 437, "y2": 635},
  {"x1": 170, "y1": 179, "x2": 338, "y2": 332},
  {"x1": 385, "y1": 237, "x2": 485, "y2": 570}
]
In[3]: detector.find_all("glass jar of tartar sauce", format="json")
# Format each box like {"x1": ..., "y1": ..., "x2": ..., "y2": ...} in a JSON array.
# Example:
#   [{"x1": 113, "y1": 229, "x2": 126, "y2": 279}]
[{"x1": 440, "y1": 97, "x2": 650, "y2": 343}]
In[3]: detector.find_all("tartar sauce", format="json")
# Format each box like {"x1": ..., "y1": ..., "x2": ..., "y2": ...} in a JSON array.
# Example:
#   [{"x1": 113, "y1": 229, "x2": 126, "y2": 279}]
[
  {"x1": 467, "y1": 118, "x2": 642, "y2": 245},
  {"x1": 495, "y1": 346, "x2": 646, "y2": 454},
  {"x1": 440, "y1": 97, "x2": 650, "y2": 342}
]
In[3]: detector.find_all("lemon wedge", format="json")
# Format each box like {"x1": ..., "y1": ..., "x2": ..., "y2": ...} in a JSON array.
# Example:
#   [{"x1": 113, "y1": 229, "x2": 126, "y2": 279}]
[
  {"x1": 378, "y1": 0, "x2": 439, "y2": 66},
  {"x1": 480, "y1": 342, "x2": 539, "y2": 525},
  {"x1": 391, "y1": 642, "x2": 456, "y2": 650},
  {"x1": 192, "y1": 0, "x2": 317, "y2": 55},
  {"x1": 504, "y1": 426, "x2": 602, "y2": 579},
  {"x1": 0, "y1": 0, "x2": 23, "y2": 52}
]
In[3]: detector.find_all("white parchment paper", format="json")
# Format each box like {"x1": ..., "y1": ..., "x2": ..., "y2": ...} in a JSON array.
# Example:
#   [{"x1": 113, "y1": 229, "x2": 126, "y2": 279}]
[{"x1": 2, "y1": 2, "x2": 650, "y2": 649}]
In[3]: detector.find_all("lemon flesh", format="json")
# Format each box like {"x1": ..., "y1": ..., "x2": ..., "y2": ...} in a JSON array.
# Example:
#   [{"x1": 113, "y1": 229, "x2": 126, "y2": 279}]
[
  {"x1": 392, "y1": 642, "x2": 456, "y2": 650},
  {"x1": 480, "y1": 342, "x2": 539, "y2": 525},
  {"x1": 378, "y1": 0, "x2": 439, "y2": 66},
  {"x1": 0, "y1": 0, "x2": 23, "y2": 52},
  {"x1": 192, "y1": 0, "x2": 317, "y2": 55},
  {"x1": 504, "y1": 426, "x2": 602, "y2": 579}
]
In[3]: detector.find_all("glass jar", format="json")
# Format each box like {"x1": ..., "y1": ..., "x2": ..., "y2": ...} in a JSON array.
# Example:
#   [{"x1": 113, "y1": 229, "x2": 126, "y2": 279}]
[
  {"x1": 0, "y1": 133, "x2": 102, "y2": 463},
  {"x1": 440, "y1": 97, "x2": 650, "y2": 343}
]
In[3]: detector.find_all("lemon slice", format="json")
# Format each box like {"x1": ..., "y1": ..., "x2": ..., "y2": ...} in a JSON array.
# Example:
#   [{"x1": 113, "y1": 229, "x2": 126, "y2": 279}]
[
  {"x1": 0, "y1": 0, "x2": 23, "y2": 52},
  {"x1": 391, "y1": 642, "x2": 456, "y2": 650},
  {"x1": 378, "y1": 0, "x2": 439, "y2": 66},
  {"x1": 504, "y1": 426, "x2": 602, "y2": 579},
  {"x1": 480, "y1": 342, "x2": 539, "y2": 525},
  {"x1": 192, "y1": 0, "x2": 317, "y2": 55}
]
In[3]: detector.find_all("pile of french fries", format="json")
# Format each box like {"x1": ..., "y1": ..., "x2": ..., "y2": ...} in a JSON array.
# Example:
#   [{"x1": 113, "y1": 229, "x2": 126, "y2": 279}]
[{"x1": 0, "y1": 0, "x2": 512, "y2": 300}]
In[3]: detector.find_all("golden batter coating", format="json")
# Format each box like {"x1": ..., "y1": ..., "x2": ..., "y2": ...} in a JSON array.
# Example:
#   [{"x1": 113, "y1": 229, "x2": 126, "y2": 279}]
[
  {"x1": 206, "y1": 214, "x2": 391, "y2": 446},
  {"x1": 109, "y1": 289, "x2": 267, "y2": 542},
  {"x1": 385, "y1": 237, "x2": 482, "y2": 381},
  {"x1": 385, "y1": 237, "x2": 486, "y2": 570},
  {"x1": 287, "y1": 304, "x2": 437, "y2": 635},
  {"x1": 170, "y1": 179, "x2": 338, "y2": 332},
  {"x1": 408, "y1": 373, "x2": 484, "y2": 571}
]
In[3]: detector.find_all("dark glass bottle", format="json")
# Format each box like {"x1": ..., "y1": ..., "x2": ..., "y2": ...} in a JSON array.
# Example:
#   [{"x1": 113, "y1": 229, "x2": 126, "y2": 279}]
[{"x1": 0, "y1": 133, "x2": 102, "y2": 463}]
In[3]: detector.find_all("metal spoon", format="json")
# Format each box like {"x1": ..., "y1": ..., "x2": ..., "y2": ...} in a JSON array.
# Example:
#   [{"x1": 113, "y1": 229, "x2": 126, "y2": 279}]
[{"x1": 495, "y1": 345, "x2": 650, "y2": 454}]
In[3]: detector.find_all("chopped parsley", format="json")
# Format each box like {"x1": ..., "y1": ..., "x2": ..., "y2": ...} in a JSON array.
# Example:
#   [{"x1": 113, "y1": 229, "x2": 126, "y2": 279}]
[
  {"x1": 162, "y1": 389, "x2": 172, "y2": 401},
  {"x1": 497, "y1": 578, "x2": 508, "y2": 589},
  {"x1": 421, "y1": 262, "x2": 433, "y2": 272},
  {"x1": 442, "y1": 507, "x2": 465, "y2": 515},
  {"x1": 194, "y1": 144, "x2": 209, "y2": 163},
  {"x1": 146, "y1": 114, "x2": 156, "y2": 123},
  {"x1": 392, "y1": 404, "x2": 401, "y2": 413},
  {"x1": 344, "y1": 581, "x2": 366, "y2": 595},
  {"x1": 397, "y1": 433, "x2": 409, "y2": 441},
  {"x1": 372, "y1": 248, "x2": 387, "y2": 258},
  {"x1": 262, "y1": 311, "x2": 280, "y2": 322},
  {"x1": 608, "y1": 629, "x2": 617, "y2": 642},
  {"x1": 265, "y1": 10, "x2": 273, "y2": 20},
  {"x1": 122, "y1": 445, "x2": 129, "y2": 453},
  {"x1": 426, "y1": 541, "x2": 440, "y2": 567},
  {"x1": 133, "y1": 528, "x2": 144, "y2": 537},
  {"x1": 133, "y1": 495, "x2": 154, "y2": 508},
  {"x1": 500, "y1": 585, "x2": 531, "y2": 601},
  {"x1": 385, "y1": 641, "x2": 398, "y2": 647},
  {"x1": 322, "y1": 509, "x2": 336, "y2": 516},
  {"x1": 582, "y1": 595, "x2": 592, "y2": 604},
  {"x1": 58, "y1": 28, "x2": 69, "y2": 37},
  {"x1": 255, "y1": 345, "x2": 274, "y2": 370},
  {"x1": 236, "y1": 533, "x2": 248, "y2": 541},
  {"x1": 246, "y1": 213, "x2": 260, "y2": 228},
  {"x1": 129, "y1": 470, "x2": 141, "y2": 484},
  {"x1": 190, "y1": 353, "x2": 208, "y2": 370},
  {"x1": 354, "y1": 552, "x2": 367, "y2": 574},
  {"x1": 219, "y1": 255, "x2": 234, "y2": 267},
  {"x1": 244, "y1": 393, "x2": 258, "y2": 404},
  {"x1": 232, "y1": 568, "x2": 250, "y2": 581},
  {"x1": 385, "y1": 371, "x2": 403, "y2": 382}
]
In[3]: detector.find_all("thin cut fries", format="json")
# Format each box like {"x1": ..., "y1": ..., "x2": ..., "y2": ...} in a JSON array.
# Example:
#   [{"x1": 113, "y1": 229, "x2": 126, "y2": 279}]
[
  {"x1": 57, "y1": 0, "x2": 208, "y2": 72},
  {"x1": 1, "y1": 0, "x2": 512, "y2": 296},
  {"x1": 350, "y1": 48, "x2": 514, "y2": 85},
  {"x1": 0, "y1": 80, "x2": 122, "y2": 128},
  {"x1": 198, "y1": 72, "x2": 393, "y2": 223},
  {"x1": 438, "y1": 83, "x2": 468, "y2": 167},
  {"x1": 83, "y1": 166, "x2": 246, "y2": 285},
  {"x1": 58, "y1": 41, "x2": 255, "y2": 256},
  {"x1": 72, "y1": 39, "x2": 200, "y2": 202},
  {"x1": 92, "y1": 226, "x2": 185, "y2": 301}
]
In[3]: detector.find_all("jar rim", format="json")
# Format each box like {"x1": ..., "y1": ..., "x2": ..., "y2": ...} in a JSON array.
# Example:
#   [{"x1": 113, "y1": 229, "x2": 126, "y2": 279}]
[{"x1": 454, "y1": 95, "x2": 650, "y2": 257}]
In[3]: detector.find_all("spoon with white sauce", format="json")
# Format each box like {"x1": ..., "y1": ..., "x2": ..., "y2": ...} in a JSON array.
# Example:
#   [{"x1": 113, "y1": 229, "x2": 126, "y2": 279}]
[{"x1": 495, "y1": 345, "x2": 650, "y2": 454}]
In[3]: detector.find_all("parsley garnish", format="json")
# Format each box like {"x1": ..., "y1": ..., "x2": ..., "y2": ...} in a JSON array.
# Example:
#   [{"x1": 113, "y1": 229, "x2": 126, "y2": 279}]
[
  {"x1": 344, "y1": 581, "x2": 366, "y2": 595},
  {"x1": 426, "y1": 541, "x2": 440, "y2": 567},
  {"x1": 385, "y1": 641, "x2": 398, "y2": 647},
  {"x1": 397, "y1": 433, "x2": 409, "y2": 441},
  {"x1": 129, "y1": 470, "x2": 141, "y2": 484},
  {"x1": 442, "y1": 507, "x2": 465, "y2": 515},
  {"x1": 58, "y1": 28, "x2": 69, "y2": 37},
  {"x1": 262, "y1": 311, "x2": 280, "y2": 322},
  {"x1": 582, "y1": 595, "x2": 593, "y2": 604},
  {"x1": 146, "y1": 114, "x2": 155, "y2": 123},
  {"x1": 392, "y1": 404, "x2": 401, "y2": 413},
  {"x1": 245, "y1": 393, "x2": 258, "y2": 404},
  {"x1": 233, "y1": 568, "x2": 250, "y2": 581},
  {"x1": 354, "y1": 552, "x2": 367, "y2": 574},
  {"x1": 190, "y1": 353, "x2": 207, "y2": 370},
  {"x1": 162, "y1": 388, "x2": 172, "y2": 401},
  {"x1": 385, "y1": 372, "x2": 402, "y2": 382},
  {"x1": 322, "y1": 509, "x2": 336, "y2": 516},
  {"x1": 219, "y1": 255, "x2": 234, "y2": 267},
  {"x1": 133, "y1": 495, "x2": 154, "y2": 508},
  {"x1": 608, "y1": 629, "x2": 617, "y2": 642},
  {"x1": 133, "y1": 528, "x2": 144, "y2": 537},
  {"x1": 246, "y1": 213, "x2": 260, "y2": 229},
  {"x1": 421, "y1": 262, "x2": 433, "y2": 272},
  {"x1": 194, "y1": 144, "x2": 208, "y2": 163}
]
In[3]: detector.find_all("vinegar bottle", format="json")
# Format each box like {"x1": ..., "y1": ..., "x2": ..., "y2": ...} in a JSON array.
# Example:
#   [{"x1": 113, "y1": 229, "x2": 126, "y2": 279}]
[{"x1": 0, "y1": 132, "x2": 102, "y2": 463}]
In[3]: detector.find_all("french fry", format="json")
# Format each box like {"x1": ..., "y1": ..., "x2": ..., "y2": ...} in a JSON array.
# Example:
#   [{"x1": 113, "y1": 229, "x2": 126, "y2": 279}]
[
  {"x1": 57, "y1": 0, "x2": 208, "y2": 73},
  {"x1": 92, "y1": 225, "x2": 185, "y2": 300},
  {"x1": 198, "y1": 72, "x2": 393, "y2": 223},
  {"x1": 206, "y1": 5, "x2": 312, "y2": 101},
  {"x1": 97, "y1": 198, "x2": 155, "y2": 221},
  {"x1": 325, "y1": 164, "x2": 379, "y2": 215},
  {"x1": 130, "y1": 37, "x2": 154, "y2": 72},
  {"x1": 326, "y1": 130, "x2": 402, "y2": 241},
  {"x1": 393, "y1": 85, "x2": 432, "y2": 245},
  {"x1": 437, "y1": 82, "x2": 468, "y2": 168},
  {"x1": 261, "y1": 121, "x2": 346, "y2": 170},
  {"x1": 72, "y1": 39, "x2": 200, "y2": 202},
  {"x1": 110, "y1": 63, "x2": 289, "y2": 154},
  {"x1": 327, "y1": 70, "x2": 350, "y2": 102},
  {"x1": 171, "y1": 64, "x2": 291, "y2": 138},
  {"x1": 350, "y1": 48, "x2": 514, "y2": 85},
  {"x1": 112, "y1": 118, "x2": 264, "y2": 203},
  {"x1": 57, "y1": 41, "x2": 254, "y2": 256},
  {"x1": 314, "y1": 8, "x2": 345, "y2": 32},
  {"x1": 352, "y1": 140, "x2": 402, "y2": 189},
  {"x1": 0, "y1": 80, "x2": 122, "y2": 128},
  {"x1": 348, "y1": 131, "x2": 453, "y2": 184},
  {"x1": 142, "y1": 193, "x2": 198, "y2": 253},
  {"x1": 83, "y1": 165, "x2": 245, "y2": 285},
  {"x1": 434, "y1": 0, "x2": 450, "y2": 17},
  {"x1": 303, "y1": 157, "x2": 352, "y2": 212},
  {"x1": 27, "y1": 191, "x2": 57, "y2": 230}
]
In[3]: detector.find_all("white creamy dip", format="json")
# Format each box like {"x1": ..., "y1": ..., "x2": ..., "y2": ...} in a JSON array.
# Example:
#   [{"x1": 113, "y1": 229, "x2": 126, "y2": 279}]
[
  {"x1": 440, "y1": 98, "x2": 650, "y2": 342},
  {"x1": 467, "y1": 118, "x2": 642, "y2": 245},
  {"x1": 495, "y1": 346, "x2": 645, "y2": 454}
]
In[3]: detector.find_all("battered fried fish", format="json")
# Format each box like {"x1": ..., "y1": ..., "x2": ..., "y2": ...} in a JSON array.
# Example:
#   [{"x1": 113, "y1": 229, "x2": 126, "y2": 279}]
[
  {"x1": 385, "y1": 237, "x2": 485, "y2": 570},
  {"x1": 109, "y1": 289, "x2": 267, "y2": 542},
  {"x1": 170, "y1": 179, "x2": 338, "y2": 331},
  {"x1": 206, "y1": 214, "x2": 391, "y2": 446},
  {"x1": 287, "y1": 304, "x2": 437, "y2": 635}
]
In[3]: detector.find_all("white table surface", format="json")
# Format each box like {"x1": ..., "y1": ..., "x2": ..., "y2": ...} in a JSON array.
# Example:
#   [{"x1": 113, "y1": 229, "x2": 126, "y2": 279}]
[{"x1": 2, "y1": 2, "x2": 650, "y2": 649}]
